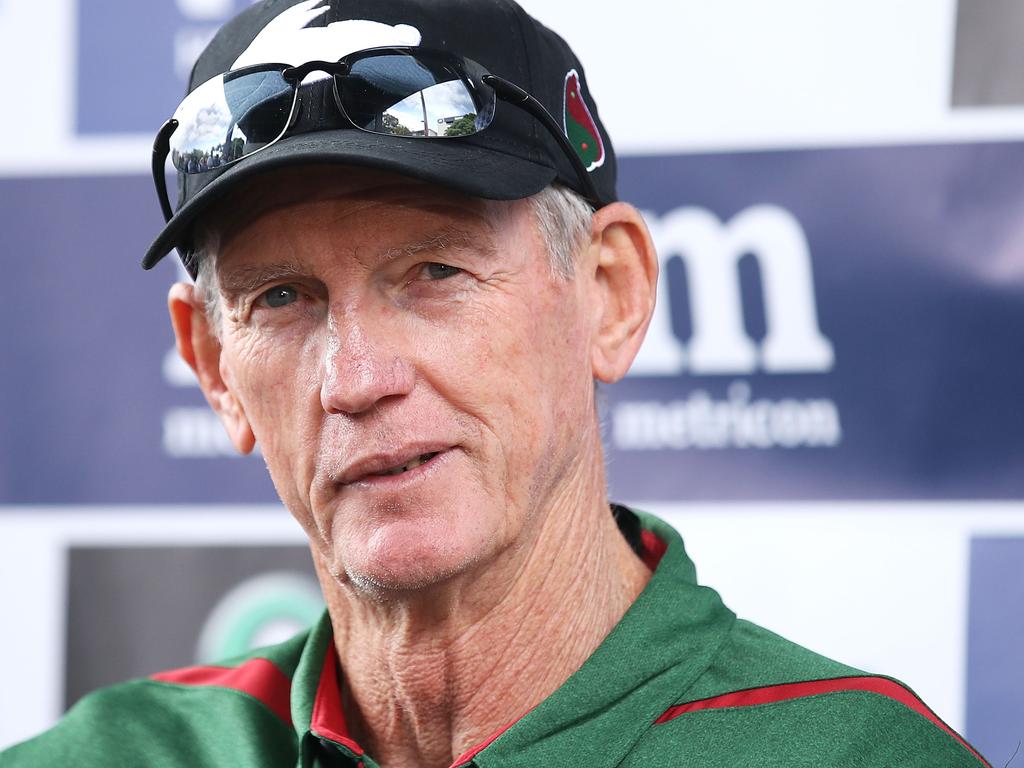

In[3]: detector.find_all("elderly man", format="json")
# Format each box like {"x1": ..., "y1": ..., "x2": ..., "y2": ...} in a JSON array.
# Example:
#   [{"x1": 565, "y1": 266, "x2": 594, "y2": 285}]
[{"x1": 2, "y1": 1, "x2": 990, "y2": 767}]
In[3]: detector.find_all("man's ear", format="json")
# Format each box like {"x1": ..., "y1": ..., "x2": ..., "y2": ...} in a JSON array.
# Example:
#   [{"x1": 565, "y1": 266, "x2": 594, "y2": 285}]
[
  {"x1": 586, "y1": 202, "x2": 659, "y2": 383},
  {"x1": 168, "y1": 282, "x2": 256, "y2": 454}
]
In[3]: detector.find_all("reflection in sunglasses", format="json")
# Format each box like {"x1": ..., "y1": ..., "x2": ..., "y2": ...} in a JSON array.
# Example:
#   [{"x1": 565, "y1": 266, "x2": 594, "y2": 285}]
[{"x1": 380, "y1": 82, "x2": 478, "y2": 137}]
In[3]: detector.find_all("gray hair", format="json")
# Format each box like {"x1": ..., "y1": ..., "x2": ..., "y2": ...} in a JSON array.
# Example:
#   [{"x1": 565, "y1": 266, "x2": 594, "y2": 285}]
[
  {"x1": 528, "y1": 184, "x2": 593, "y2": 279},
  {"x1": 194, "y1": 184, "x2": 593, "y2": 338}
]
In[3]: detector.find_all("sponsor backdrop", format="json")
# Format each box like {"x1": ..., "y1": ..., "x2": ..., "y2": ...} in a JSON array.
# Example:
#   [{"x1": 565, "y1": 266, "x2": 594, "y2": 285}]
[{"x1": 1, "y1": 0, "x2": 1022, "y2": 762}]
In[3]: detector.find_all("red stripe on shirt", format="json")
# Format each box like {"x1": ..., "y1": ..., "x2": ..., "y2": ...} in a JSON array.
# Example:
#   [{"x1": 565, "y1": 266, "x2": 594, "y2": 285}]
[
  {"x1": 655, "y1": 676, "x2": 990, "y2": 766},
  {"x1": 151, "y1": 658, "x2": 292, "y2": 727}
]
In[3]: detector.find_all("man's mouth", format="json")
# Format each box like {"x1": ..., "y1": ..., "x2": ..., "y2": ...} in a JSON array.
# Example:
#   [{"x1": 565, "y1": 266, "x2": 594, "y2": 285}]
[
  {"x1": 335, "y1": 447, "x2": 452, "y2": 486},
  {"x1": 371, "y1": 452, "x2": 440, "y2": 477}
]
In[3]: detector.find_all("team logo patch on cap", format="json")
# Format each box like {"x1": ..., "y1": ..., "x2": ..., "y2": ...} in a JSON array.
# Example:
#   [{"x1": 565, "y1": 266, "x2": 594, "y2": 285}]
[
  {"x1": 563, "y1": 69, "x2": 604, "y2": 172},
  {"x1": 233, "y1": 0, "x2": 421, "y2": 69}
]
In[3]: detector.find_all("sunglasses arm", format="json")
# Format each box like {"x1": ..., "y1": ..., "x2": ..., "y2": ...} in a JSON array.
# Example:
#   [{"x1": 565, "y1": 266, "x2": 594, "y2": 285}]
[
  {"x1": 482, "y1": 74, "x2": 604, "y2": 208},
  {"x1": 152, "y1": 119, "x2": 179, "y2": 224}
]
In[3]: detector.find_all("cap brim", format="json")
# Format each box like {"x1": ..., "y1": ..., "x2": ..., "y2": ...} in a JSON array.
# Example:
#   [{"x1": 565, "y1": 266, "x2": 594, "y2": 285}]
[{"x1": 142, "y1": 129, "x2": 558, "y2": 270}]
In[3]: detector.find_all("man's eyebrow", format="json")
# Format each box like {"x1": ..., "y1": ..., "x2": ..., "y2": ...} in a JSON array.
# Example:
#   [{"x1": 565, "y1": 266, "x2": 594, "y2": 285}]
[
  {"x1": 216, "y1": 261, "x2": 308, "y2": 299},
  {"x1": 215, "y1": 226, "x2": 494, "y2": 297},
  {"x1": 379, "y1": 225, "x2": 497, "y2": 263}
]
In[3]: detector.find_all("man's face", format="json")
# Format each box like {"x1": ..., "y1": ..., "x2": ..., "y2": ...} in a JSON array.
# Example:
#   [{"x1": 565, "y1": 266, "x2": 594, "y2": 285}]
[{"x1": 206, "y1": 168, "x2": 598, "y2": 593}]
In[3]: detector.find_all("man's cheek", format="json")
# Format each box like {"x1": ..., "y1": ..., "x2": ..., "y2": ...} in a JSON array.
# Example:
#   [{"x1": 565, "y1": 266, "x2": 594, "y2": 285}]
[{"x1": 235, "y1": 363, "x2": 307, "y2": 460}]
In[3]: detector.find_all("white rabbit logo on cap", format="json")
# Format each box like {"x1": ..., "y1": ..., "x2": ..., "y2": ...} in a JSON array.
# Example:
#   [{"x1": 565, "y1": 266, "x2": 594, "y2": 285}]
[{"x1": 232, "y1": 0, "x2": 421, "y2": 69}]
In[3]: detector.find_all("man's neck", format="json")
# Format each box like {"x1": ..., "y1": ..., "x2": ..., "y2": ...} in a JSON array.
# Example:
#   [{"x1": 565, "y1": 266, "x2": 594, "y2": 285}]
[{"x1": 314, "y1": 486, "x2": 651, "y2": 768}]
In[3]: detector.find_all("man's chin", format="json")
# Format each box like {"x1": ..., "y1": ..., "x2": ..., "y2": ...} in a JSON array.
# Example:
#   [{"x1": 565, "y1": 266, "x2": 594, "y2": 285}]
[
  {"x1": 334, "y1": 524, "x2": 490, "y2": 599},
  {"x1": 344, "y1": 563, "x2": 462, "y2": 598}
]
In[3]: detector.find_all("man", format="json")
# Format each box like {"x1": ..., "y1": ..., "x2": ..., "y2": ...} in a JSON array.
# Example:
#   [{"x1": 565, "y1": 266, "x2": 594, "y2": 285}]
[{"x1": 1, "y1": 1, "x2": 991, "y2": 766}]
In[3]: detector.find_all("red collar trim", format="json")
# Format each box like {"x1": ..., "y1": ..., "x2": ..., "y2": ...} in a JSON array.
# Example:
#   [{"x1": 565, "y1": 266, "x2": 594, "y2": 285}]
[
  {"x1": 150, "y1": 658, "x2": 292, "y2": 727},
  {"x1": 310, "y1": 647, "x2": 364, "y2": 756},
  {"x1": 655, "y1": 676, "x2": 990, "y2": 766},
  {"x1": 310, "y1": 642, "x2": 527, "y2": 767},
  {"x1": 640, "y1": 529, "x2": 668, "y2": 570},
  {"x1": 306, "y1": 523, "x2": 658, "y2": 766}
]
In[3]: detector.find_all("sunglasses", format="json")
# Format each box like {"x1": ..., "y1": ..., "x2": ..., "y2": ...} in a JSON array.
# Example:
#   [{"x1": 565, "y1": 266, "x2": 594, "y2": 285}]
[{"x1": 151, "y1": 46, "x2": 603, "y2": 223}]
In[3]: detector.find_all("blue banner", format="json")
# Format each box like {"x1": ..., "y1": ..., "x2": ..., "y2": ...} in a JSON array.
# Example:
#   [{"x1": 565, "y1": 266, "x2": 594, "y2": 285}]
[
  {"x1": 76, "y1": 0, "x2": 252, "y2": 134},
  {"x1": 610, "y1": 142, "x2": 1024, "y2": 501},
  {"x1": 967, "y1": 536, "x2": 1024, "y2": 761},
  {"x1": 4, "y1": 142, "x2": 1022, "y2": 503}
]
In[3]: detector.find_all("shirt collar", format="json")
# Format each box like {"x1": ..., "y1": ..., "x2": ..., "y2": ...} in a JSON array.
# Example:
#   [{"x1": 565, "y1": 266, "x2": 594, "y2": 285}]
[
  {"x1": 290, "y1": 509, "x2": 735, "y2": 768},
  {"x1": 471, "y1": 510, "x2": 735, "y2": 768},
  {"x1": 292, "y1": 611, "x2": 365, "y2": 766}
]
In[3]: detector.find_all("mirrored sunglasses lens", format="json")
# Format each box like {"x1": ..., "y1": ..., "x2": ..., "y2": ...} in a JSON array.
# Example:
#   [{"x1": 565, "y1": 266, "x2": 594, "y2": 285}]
[
  {"x1": 169, "y1": 68, "x2": 293, "y2": 172},
  {"x1": 337, "y1": 54, "x2": 490, "y2": 138}
]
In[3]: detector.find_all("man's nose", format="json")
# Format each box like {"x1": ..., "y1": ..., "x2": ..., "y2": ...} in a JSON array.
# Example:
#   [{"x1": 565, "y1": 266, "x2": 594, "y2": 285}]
[{"x1": 320, "y1": 308, "x2": 415, "y2": 415}]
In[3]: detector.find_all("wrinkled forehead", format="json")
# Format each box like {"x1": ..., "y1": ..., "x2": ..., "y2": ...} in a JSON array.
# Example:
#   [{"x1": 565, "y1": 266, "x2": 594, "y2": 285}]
[{"x1": 194, "y1": 164, "x2": 527, "y2": 261}]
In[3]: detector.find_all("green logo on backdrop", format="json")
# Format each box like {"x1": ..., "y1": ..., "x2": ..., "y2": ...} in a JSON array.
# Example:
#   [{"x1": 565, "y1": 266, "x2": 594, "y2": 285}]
[{"x1": 197, "y1": 572, "x2": 324, "y2": 663}]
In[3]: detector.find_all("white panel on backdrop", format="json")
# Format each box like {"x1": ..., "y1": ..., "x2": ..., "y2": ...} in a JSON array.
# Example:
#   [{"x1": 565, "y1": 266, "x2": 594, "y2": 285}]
[
  {"x1": 512, "y1": 0, "x2": 1024, "y2": 150},
  {"x1": 0, "y1": 0, "x2": 71, "y2": 150},
  {"x1": 176, "y1": 0, "x2": 235, "y2": 21},
  {"x1": 0, "y1": 507, "x2": 304, "y2": 749},
  {"x1": 0, "y1": 522, "x2": 65, "y2": 754},
  {"x1": 6, "y1": 0, "x2": 1024, "y2": 176}
]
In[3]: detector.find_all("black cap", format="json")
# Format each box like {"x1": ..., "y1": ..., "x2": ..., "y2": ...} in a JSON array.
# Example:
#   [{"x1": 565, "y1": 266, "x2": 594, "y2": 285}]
[{"x1": 142, "y1": 0, "x2": 617, "y2": 272}]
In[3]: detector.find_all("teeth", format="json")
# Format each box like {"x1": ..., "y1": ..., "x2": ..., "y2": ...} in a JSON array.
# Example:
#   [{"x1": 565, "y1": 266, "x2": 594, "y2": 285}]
[{"x1": 377, "y1": 452, "x2": 439, "y2": 477}]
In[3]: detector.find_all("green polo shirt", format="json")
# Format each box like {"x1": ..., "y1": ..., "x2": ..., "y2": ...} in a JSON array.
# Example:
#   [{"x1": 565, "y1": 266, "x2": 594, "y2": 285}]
[{"x1": 1, "y1": 510, "x2": 990, "y2": 767}]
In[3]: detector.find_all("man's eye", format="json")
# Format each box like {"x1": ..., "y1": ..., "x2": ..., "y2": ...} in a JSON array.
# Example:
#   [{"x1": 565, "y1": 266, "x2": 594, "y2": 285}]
[
  {"x1": 423, "y1": 262, "x2": 461, "y2": 280},
  {"x1": 262, "y1": 285, "x2": 299, "y2": 308}
]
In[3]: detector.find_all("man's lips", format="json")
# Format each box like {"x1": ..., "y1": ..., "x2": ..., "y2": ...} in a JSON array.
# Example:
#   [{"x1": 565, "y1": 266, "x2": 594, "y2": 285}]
[{"x1": 335, "y1": 445, "x2": 455, "y2": 485}]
